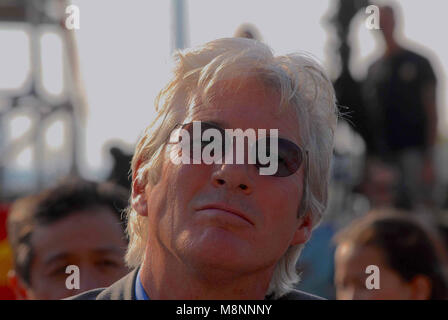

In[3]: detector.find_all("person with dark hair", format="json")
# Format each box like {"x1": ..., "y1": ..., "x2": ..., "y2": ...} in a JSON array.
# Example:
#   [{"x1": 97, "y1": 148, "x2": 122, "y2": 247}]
[
  {"x1": 334, "y1": 210, "x2": 448, "y2": 300},
  {"x1": 7, "y1": 179, "x2": 130, "y2": 299}
]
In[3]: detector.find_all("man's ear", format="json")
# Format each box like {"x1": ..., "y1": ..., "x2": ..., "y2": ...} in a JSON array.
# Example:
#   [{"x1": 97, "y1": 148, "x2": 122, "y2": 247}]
[
  {"x1": 291, "y1": 212, "x2": 313, "y2": 246},
  {"x1": 8, "y1": 270, "x2": 29, "y2": 300},
  {"x1": 131, "y1": 159, "x2": 149, "y2": 217}
]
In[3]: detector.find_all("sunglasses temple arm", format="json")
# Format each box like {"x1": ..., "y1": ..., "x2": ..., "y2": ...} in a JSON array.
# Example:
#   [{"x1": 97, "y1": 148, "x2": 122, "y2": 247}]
[{"x1": 298, "y1": 150, "x2": 309, "y2": 217}]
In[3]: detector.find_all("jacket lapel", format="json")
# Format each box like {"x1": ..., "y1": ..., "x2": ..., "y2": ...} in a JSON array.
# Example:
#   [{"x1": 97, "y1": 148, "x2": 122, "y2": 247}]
[{"x1": 97, "y1": 267, "x2": 139, "y2": 300}]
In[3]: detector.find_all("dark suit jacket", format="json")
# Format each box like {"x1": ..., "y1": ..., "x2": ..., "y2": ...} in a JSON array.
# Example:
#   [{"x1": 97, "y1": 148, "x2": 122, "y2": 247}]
[{"x1": 67, "y1": 268, "x2": 324, "y2": 300}]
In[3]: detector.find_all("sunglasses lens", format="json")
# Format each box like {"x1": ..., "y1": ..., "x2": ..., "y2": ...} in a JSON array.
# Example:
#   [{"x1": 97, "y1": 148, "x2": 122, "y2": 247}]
[
  {"x1": 255, "y1": 137, "x2": 303, "y2": 177},
  {"x1": 277, "y1": 138, "x2": 303, "y2": 177},
  {"x1": 174, "y1": 122, "x2": 304, "y2": 177}
]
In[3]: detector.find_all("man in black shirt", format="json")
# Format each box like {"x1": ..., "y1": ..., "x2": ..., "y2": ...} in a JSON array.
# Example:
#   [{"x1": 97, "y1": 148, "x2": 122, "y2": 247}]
[{"x1": 363, "y1": 4, "x2": 438, "y2": 209}]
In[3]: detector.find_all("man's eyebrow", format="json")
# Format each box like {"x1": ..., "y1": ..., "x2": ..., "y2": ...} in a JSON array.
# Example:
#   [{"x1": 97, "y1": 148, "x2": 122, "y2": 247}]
[
  {"x1": 194, "y1": 120, "x2": 293, "y2": 142},
  {"x1": 44, "y1": 252, "x2": 72, "y2": 266},
  {"x1": 44, "y1": 246, "x2": 124, "y2": 265},
  {"x1": 91, "y1": 246, "x2": 125, "y2": 255}
]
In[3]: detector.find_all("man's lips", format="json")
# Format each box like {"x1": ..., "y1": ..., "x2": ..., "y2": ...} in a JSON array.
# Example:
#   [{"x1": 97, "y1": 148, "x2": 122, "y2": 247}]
[{"x1": 196, "y1": 203, "x2": 254, "y2": 225}]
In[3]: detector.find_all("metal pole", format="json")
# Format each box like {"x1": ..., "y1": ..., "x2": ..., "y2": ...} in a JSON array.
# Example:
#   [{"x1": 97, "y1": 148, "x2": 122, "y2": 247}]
[{"x1": 172, "y1": 0, "x2": 188, "y2": 51}]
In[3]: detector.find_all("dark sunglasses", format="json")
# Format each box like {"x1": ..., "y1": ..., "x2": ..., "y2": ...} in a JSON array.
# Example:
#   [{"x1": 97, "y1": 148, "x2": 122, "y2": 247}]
[{"x1": 168, "y1": 121, "x2": 307, "y2": 177}]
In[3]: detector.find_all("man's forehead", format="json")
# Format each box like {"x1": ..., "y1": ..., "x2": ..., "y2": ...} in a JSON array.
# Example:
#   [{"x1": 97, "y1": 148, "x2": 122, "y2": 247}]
[
  {"x1": 178, "y1": 77, "x2": 303, "y2": 144},
  {"x1": 31, "y1": 209, "x2": 124, "y2": 254},
  {"x1": 186, "y1": 79, "x2": 292, "y2": 119}
]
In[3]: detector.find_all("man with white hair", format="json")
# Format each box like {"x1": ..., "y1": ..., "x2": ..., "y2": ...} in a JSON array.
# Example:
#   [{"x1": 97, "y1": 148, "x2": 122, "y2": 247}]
[{"x1": 70, "y1": 37, "x2": 338, "y2": 300}]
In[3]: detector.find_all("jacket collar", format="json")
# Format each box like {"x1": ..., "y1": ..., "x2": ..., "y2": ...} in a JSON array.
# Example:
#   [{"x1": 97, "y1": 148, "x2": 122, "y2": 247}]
[{"x1": 97, "y1": 267, "x2": 139, "y2": 300}]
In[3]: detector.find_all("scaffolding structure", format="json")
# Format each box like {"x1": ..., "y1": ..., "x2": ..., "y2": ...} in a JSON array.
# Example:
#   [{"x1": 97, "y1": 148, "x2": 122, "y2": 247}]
[{"x1": 0, "y1": 0, "x2": 85, "y2": 199}]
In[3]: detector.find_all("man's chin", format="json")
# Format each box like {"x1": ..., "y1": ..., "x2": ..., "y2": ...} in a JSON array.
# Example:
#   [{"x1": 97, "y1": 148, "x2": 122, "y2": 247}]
[{"x1": 177, "y1": 228, "x2": 256, "y2": 270}]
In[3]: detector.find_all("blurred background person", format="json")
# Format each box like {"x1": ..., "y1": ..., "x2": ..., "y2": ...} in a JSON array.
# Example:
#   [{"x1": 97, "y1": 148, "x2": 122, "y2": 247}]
[
  {"x1": 107, "y1": 144, "x2": 133, "y2": 192},
  {"x1": 233, "y1": 23, "x2": 262, "y2": 41},
  {"x1": 362, "y1": 4, "x2": 439, "y2": 210},
  {"x1": 334, "y1": 210, "x2": 448, "y2": 300},
  {"x1": 360, "y1": 159, "x2": 398, "y2": 209},
  {"x1": 6, "y1": 179, "x2": 130, "y2": 299}
]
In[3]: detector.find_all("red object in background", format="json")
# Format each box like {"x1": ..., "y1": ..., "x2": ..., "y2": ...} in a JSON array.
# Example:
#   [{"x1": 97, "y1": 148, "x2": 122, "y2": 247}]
[
  {"x1": 0, "y1": 205, "x2": 7, "y2": 239},
  {"x1": 0, "y1": 204, "x2": 16, "y2": 299}
]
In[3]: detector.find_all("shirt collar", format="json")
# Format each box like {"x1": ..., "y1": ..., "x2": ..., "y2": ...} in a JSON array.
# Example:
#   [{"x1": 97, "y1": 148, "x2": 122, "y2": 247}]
[{"x1": 135, "y1": 268, "x2": 150, "y2": 300}]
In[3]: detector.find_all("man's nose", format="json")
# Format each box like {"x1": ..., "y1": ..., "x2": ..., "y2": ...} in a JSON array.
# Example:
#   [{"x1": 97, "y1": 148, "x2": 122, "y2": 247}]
[{"x1": 211, "y1": 163, "x2": 254, "y2": 195}]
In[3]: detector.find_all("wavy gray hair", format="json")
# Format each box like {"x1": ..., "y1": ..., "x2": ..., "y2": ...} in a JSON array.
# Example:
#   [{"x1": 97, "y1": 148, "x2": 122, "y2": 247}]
[{"x1": 125, "y1": 37, "x2": 338, "y2": 299}]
